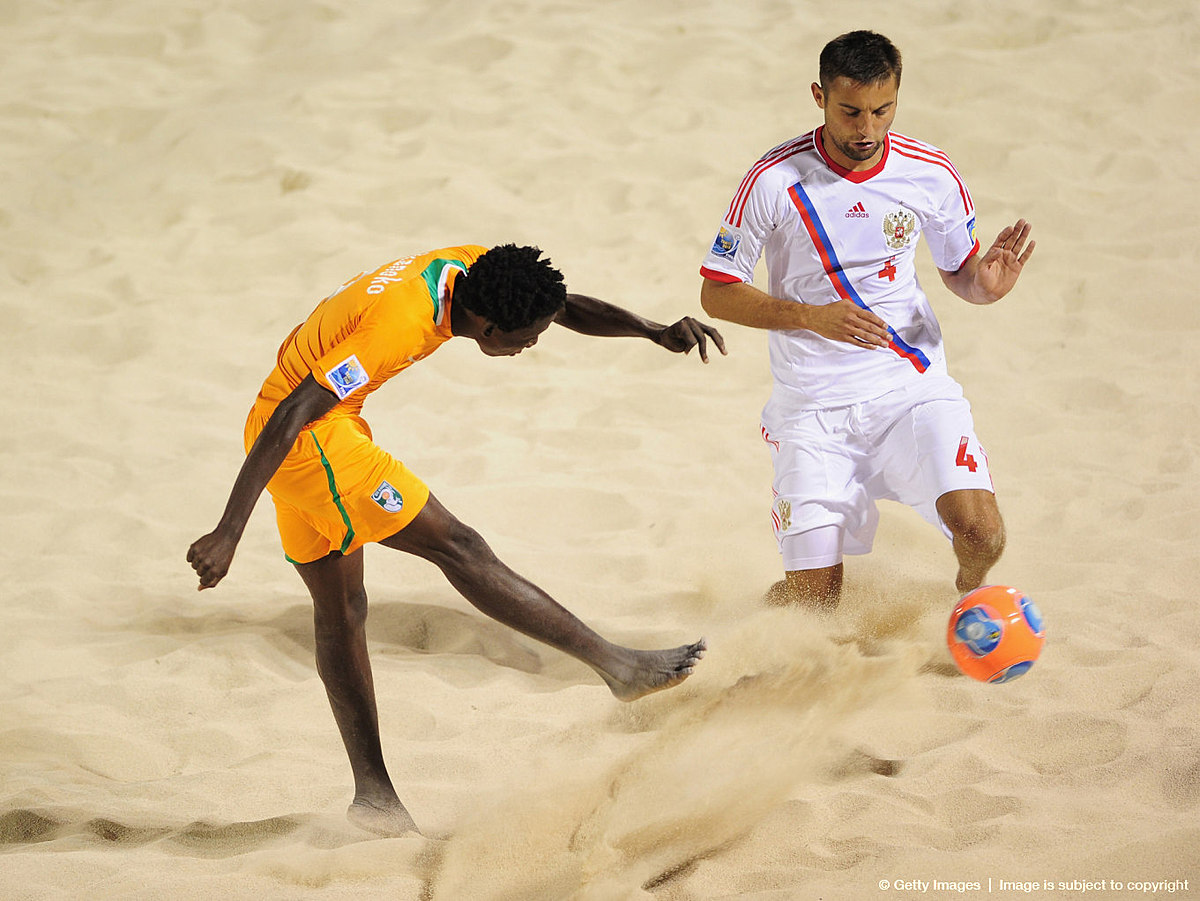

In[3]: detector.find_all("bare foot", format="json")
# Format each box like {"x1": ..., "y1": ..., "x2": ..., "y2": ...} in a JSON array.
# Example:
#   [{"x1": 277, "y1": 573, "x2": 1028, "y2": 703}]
[
  {"x1": 346, "y1": 797, "x2": 420, "y2": 837},
  {"x1": 956, "y1": 568, "x2": 984, "y2": 595},
  {"x1": 598, "y1": 638, "x2": 706, "y2": 701}
]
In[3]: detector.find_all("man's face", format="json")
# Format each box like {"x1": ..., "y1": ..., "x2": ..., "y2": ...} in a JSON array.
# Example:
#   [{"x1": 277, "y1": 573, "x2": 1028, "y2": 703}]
[
  {"x1": 811, "y1": 75, "x2": 898, "y2": 170},
  {"x1": 475, "y1": 313, "x2": 557, "y2": 357}
]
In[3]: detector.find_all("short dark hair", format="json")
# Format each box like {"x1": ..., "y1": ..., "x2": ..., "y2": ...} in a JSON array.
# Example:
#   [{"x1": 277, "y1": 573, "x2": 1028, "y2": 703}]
[
  {"x1": 819, "y1": 31, "x2": 902, "y2": 89},
  {"x1": 455, "y1": 244, "x2": 566, "y2": 332}
]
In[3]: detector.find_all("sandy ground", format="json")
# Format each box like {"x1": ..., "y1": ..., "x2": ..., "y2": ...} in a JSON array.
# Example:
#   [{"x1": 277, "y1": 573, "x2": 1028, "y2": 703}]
[{"x1": 2, "y1": 1, "x2": 1198, "y2": 899}]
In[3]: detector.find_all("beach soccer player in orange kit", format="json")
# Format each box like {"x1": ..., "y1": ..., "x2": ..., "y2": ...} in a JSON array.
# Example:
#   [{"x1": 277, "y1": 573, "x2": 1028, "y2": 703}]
[{"x1": 187, "y1": 243, "x2": 725, "y2": 835}]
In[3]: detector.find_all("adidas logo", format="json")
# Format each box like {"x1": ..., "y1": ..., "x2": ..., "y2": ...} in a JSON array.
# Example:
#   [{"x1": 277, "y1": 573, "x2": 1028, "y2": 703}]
[{"x1": 845, "y1": 202, "x2": 869, "y2": 219}]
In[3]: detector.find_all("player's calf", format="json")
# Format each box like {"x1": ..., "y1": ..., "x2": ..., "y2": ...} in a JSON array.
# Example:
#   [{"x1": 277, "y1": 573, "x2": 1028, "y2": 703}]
[{"x1": 937, "y1": 490, "x2": 1006, "y2": 593}]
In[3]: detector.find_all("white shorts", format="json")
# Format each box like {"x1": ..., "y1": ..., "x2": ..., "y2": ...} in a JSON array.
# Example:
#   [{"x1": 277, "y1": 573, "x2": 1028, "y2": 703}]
[{"x1": 762, "y1": 375, "x2": 995, "y2": 570}]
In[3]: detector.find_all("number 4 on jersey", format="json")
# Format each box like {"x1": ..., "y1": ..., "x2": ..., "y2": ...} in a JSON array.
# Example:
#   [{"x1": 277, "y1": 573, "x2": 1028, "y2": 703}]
[{"x1": 956, "y1": 436, "x2": 978, "y2": 472}]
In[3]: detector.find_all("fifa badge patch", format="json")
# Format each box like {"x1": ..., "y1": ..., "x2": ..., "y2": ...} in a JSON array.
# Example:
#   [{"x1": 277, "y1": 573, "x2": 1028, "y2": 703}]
[
  {"x1": 371, "y1": 481, "x2": 404, "y2": 513},
  {"x1": 325, "y1": 354, "x2": 370, "y2": 399},
  {"x1": 882, "y1": 209, "x2": 918, "y2": 250},
  {"x1": 711, "y1": 226, "x2": 741, "y2": 258}
]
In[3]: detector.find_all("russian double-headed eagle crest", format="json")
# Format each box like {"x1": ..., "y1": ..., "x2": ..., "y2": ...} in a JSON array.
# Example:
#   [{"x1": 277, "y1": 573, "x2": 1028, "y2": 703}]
[
  {"x1": 882, "y1": 209, "x2": 918, "y2": 250},
  {"x1": 776, "y1": 498, "x2": 792, "y2": 532}
]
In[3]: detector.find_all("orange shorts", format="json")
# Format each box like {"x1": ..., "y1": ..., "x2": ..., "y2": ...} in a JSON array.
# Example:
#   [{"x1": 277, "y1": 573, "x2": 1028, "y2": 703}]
[{"x1": 245, "y1": 408, "x2": 430, "y2": 565}]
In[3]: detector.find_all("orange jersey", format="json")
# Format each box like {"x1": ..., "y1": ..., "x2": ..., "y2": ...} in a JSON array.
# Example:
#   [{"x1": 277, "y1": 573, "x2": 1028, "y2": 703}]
[
  {"x1": 250, "y1": 245, "x2": 487, "y2": 424},
  {"x1": 242, "y1": 245, "x2": 486, "y2": 563}
]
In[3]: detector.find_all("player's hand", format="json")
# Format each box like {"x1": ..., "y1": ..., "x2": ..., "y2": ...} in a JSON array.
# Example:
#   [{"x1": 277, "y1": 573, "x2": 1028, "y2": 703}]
[
  {"x1": 802, "y1": 299, "x2": 892, "y2": 348},
  {"x1": 187, "y1": 528, "x2": 239, "y2": 591},
  {"x1": 974, "y1": 219, "x2": 1035, "y2": 302},
  {"x1": 655, "y1": 317, "x2": 728, "y2": 363}
]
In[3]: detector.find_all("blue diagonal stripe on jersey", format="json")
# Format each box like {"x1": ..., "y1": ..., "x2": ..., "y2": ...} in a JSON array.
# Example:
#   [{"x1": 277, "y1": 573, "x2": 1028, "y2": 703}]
[{"x1": 787, "y1": 181, "x2": 930, "y2": 373}]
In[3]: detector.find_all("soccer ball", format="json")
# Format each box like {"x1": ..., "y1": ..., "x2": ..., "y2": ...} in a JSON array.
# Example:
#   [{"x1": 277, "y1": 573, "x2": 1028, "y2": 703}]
[{"x1": 946, "y1": 585, "x2": 1045, "y2": 683}]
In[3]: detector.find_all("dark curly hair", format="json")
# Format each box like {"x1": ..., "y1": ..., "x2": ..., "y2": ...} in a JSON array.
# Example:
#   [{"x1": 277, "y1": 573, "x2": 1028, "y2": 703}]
[
  {"x1": 819, "y1": 31, "x2": 902, "y2": 89},
  {"x1": 454, "y1": 244, "x2": 566, "y2": 332}
]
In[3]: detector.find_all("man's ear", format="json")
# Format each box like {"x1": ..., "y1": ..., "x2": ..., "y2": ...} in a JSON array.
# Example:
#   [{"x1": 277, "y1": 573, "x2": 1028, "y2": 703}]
[{"x1": 483, "y1": 323, "x2": 496, "y2": 337}]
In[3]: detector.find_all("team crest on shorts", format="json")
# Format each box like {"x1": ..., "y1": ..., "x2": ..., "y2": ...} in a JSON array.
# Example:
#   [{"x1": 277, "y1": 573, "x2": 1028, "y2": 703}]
[
  {"x1": 775, "y1": 498, "x2": 792, "y2": 532},
  {"x1": 883, "y1": 209, "x2": 918, "y2": 250},
  {"x1": 711, "y1": 227, "x2": 741, "y2": 258},
  {"x1": 325, "y1": 354, "x2": 370, "y2": 399},
  {"x1": 371, "y1": 481, "x2": 404, "y2": 513}
]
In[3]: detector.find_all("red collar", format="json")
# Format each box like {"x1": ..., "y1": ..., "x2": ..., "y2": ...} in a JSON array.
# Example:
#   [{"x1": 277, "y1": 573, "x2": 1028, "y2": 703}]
[{"x1": 814, "y1": 126, "x2": 889, "y2": 183}]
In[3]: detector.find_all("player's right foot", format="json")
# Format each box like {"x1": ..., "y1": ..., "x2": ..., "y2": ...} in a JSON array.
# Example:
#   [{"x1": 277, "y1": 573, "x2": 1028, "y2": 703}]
[{"x1": 600, "y1": 638, "x2": 706, "y2": 701}]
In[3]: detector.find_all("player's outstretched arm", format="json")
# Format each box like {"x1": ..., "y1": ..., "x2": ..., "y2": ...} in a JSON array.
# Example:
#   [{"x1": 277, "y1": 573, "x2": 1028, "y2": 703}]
[
  {"x1": 939, "y1": 218, "x2": 1035, "y2": 305},
  {"x1": 700, "y1": 278, "x2": 891, "y2": 348},
  {"x1": 555, "y1": 293, "x2": 727, "y2": 363},
  {"x1": 187, "y1": 375, "x2": 339, "y2": 590}
]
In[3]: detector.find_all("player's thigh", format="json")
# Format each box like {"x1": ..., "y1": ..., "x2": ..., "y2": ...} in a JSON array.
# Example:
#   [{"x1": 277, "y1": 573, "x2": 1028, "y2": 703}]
[
  {"x1": 765, "y1": 410, "x2": 867, "y2": 537},
  {"x1": 293, "y1": 547, "x2": 367, "y2": 610},
  {"x1": 378, "y1": 492, "x2": 490, "y2": 568},
  {"x1": 780, "y1": 524, "x2": 846, "y2": 571},
  {"x1": 877, "y1": 393, "x2": 994, "y2": 510}
]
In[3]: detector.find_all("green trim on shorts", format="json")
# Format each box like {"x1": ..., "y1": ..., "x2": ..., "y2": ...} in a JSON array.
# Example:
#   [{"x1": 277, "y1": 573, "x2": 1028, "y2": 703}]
[{"x1": 309, "y1": 429, "x2": 355, "y2": 555}]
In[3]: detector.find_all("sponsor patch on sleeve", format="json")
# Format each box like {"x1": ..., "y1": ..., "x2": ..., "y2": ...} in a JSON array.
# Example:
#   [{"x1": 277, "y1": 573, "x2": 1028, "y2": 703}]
[
  {"x1": 966, "y1": 216, "x2": 977, "y2": 246},
  {"x1": 710, "y1": 226, "x2": 741, "y2": 258},
  {"x1": 324, "y1": 354, "x2": 370, "y2": 399}
]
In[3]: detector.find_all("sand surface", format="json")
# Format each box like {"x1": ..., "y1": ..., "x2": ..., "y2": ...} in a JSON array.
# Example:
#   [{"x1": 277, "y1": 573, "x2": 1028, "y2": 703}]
[{"x1": 3, "y1": 1, "x2": 1198, "y2": 899}]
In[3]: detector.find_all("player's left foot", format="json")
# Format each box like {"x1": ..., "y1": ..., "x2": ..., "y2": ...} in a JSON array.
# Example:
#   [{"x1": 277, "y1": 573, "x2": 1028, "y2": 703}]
[{"x1": 346, "y1": 797, "x2": 420, "y2": 837}]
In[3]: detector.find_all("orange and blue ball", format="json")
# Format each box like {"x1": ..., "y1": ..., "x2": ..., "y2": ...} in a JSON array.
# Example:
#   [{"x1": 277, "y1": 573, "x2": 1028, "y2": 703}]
[{"x1": 946, "y1": 585, "x2": 1045, "y2": 683}]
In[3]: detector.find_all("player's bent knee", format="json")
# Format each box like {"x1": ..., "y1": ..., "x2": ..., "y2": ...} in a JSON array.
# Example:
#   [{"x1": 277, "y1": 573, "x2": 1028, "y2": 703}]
[
  {"x1": 952, "y1": 513, "x2": 1006, "y2": 559},
  {"x1": 939, "y1": 493, "x2": 1004, "y2": 551},
  {"x1": 435, "y1": 520, "x2": 494, "y2": 569},
  {"x1": 384, "y1": 499, "x2": 496, "y2": 573}
]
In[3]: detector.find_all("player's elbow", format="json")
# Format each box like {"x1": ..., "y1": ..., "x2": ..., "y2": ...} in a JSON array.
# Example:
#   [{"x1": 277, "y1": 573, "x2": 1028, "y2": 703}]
[
  {"x1": 699, "y1": 278, "x2": 728, "y2": 318},
  {"x1": 259, "y1": 402, "x2": 309, "y2": 455}
]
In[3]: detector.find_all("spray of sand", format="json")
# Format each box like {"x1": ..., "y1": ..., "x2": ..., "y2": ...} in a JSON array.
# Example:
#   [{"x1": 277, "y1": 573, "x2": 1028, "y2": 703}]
[{"x1": 423, "y1": 588, "x2": 937, "y2": 899}]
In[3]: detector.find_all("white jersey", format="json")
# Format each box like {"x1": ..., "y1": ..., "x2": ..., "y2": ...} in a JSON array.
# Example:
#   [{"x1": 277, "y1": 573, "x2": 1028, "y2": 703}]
[{"x1": 700, "y1": 127, "x2": 980, "y2": 413}]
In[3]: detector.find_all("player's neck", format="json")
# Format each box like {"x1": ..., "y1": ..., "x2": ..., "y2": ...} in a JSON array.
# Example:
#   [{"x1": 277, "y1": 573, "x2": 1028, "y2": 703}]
[{"x1": 819, "y1": 126, "x2": 887, "y2": 173}]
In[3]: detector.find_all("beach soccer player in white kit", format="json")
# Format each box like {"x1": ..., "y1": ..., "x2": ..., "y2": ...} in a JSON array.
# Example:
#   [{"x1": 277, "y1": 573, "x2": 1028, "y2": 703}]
[{"x1": 699, "y1": 30, "x2": 1035, "y2": 607}]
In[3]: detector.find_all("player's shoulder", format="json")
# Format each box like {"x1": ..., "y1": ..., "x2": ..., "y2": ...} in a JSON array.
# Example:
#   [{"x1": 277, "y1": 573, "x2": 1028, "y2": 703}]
[
  {"x1": 747, "y1": 131, "x2": 819, "y2": 182},
  {"x1": 886, "y1": 132, "x2": 966, "y2": 179},
  {"x1": 456, "y1": 244, "x2": 489, "y2": 265},
  {"x1": 888, "y1": 131, "x2": 951, "y2": 157},
  {"x1": 722, "y1": 131, "x2": 819, "y2": 225},
  {"x1": 413, "y1": 245, "x2": 488, "y2": 269}
]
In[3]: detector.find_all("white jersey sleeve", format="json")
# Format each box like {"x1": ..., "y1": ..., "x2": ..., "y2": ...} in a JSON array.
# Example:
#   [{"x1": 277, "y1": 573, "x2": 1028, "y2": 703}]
[
  {"x1": 700, "y1": 135, "x2": 813, "y2": 284},
  {"x1": 925, "y1": 194, "x2": 979, "y2": 273}
]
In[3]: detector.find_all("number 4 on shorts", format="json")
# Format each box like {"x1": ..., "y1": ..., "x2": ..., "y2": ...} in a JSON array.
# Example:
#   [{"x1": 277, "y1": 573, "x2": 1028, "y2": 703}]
[{"x1": 956, "y1": 436, "x2": 978, "y2": 473}]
